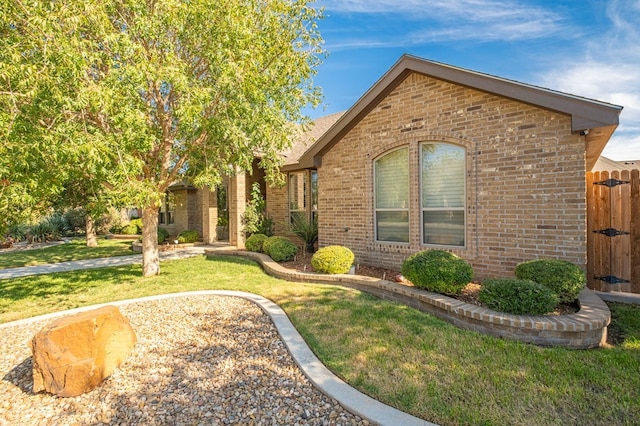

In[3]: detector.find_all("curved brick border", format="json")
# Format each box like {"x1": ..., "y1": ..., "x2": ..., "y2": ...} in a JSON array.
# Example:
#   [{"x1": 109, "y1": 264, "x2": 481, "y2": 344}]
[{"x1": 206, "y1": 249, "x2": 611, "y2": 349}]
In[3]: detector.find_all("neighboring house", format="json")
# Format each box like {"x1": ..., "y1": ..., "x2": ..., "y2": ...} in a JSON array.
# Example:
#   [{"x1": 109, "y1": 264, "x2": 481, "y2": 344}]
[
  {"x1": 170, "y1": 54, "x2": 624, "y2": 280},
  {"x1": 592, "y1": 156, "x2": 639, "y2": 171}
]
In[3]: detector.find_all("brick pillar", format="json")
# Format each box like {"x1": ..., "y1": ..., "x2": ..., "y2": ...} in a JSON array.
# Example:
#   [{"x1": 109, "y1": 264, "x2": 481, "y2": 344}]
[
  {"x1": 200, "y1": 187, "x2": 219, "y2": 243},
  {"x1": 229, "y1": 171, "x2": 246, "y2": 248}
]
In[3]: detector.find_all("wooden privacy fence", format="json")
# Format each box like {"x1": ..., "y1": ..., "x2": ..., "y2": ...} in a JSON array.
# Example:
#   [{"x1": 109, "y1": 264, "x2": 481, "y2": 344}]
[{"x1": 587, "y1": 169, "x2": 640, "y2": 294}]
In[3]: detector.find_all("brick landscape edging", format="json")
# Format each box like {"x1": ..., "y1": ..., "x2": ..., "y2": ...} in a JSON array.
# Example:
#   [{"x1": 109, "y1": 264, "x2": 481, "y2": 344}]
[{"x1": 206, "y1": 249, "x2": 611, "y2": 349}]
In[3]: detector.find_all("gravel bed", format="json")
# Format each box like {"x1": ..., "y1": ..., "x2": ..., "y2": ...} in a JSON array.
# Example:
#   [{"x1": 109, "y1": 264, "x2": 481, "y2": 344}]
[{"x1": 0, "y1": 296, "x2": 372, "y2": 426}]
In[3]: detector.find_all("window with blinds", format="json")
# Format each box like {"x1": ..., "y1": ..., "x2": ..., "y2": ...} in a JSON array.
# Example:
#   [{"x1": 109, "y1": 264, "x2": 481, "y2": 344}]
[
  {"x1": 289, "y1": 171, "x2": 307, "y2": 224},
  {"x1": 421, "y1": 143, "x2": 465, "y2": 246},
  {"x1": 374, "y1": 147, "x2": 409, "y2": 242}
]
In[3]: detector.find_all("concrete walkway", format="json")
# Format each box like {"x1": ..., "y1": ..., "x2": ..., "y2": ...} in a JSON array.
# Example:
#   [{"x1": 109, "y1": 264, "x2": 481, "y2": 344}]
[
  {"x1": 0, "y1": 246, "x2": 435, "y2": 426},
  {"x1": 0, "y1": 246, "x2": 210, "y2": 280}
]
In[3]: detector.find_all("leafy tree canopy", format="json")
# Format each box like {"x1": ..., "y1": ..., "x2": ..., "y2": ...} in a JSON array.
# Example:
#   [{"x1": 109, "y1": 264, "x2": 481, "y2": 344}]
[{"x1": 1, "y1": 0, "x2": 324, "y2": 273}]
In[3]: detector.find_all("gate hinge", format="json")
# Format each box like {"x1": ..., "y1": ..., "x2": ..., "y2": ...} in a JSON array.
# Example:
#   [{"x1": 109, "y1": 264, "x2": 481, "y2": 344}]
[
  {"x1": 593, "y1": 178, "x2": 630, "y2": 187},
  {"x1": 594, "y1": 275, "x2": 630, "y2": 285},
  {"x1": 592, "y1": 228, "x2": 631, "y2": 237}
]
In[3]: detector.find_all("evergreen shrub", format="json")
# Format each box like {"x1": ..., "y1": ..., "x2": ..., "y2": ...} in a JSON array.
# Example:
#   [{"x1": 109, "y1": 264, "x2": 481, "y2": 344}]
[
  {"x1": 178, "y1": 229, "x2": 200, "y2": 243},
  {"x1": 246, "y1": 234, "x2": 268, "y2": 252},
  {"x1": 311, "y1": 245, "x2": 354, "y2": 274},
  {"x1": 515, "y1": 259, "x2": 586, "y2": 303},
  {"x1": 263, "y1": 236, "x2": 298, "y2": 262},
  {"x1": 401, "y1": 249, "x2": 473, "y2": 295},
  {"x1": 479, "y1": 278, "x2": 559, "y2": 315}
]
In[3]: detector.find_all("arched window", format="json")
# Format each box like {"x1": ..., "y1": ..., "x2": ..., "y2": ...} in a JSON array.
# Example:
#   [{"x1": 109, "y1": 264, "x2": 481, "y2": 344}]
[
  {"x1": 374, "y1": 147, "x2": 409, "y2": 243},
  {"x1": 421, "y1": 143, "x2": 465, "y2": 246}
]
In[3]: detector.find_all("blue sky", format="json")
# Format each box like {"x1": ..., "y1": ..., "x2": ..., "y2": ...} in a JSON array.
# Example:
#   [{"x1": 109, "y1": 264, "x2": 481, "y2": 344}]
[{"x1": 307, "y1": 0, "x2": 640, "y2": 161}]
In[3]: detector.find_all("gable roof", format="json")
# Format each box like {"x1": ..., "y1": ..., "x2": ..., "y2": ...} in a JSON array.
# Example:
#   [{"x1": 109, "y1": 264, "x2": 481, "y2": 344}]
[{"x1": 295, "y1": 54, "x2": 623, "y2": 171}]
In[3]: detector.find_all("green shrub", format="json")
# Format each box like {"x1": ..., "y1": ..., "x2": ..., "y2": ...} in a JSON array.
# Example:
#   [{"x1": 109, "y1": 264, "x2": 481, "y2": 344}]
[
  {"x1": 311, "y1": 245, "x2": 354, "y2": 274},
  {"x1": 263, "y1": 236, "x2": 298, "y2": 262},
  {"x1": 291, "y1": 214, "x2": 318, "y2": 253},
  {"x1": 401, "y1": 249, "x2": 473, "y2": 295},
  {"x1": 48, "y1": 213, "x2": 71, "y2": 236},
  {"x1": 178, "y1": 229, "x2": 200, "y2": 243},
  {"x1": 26, "y1": 220, "x2": 61, "y2": 243},
  {"x1": 479, "y1": 278, "x2": 559, "y2": 315},
  {"x1": 245, "y1": 234, "x2": 268, "y2": 252},
  {"x1": 63, "y1": 208, "x2": 87, "y2": 234},
  {"x1": 242, "y1": 182, "x2": 273, "y2": 236},
  {"x1": 515, "y1": 259, "x2": 586, "y2": 303},
  {"x1": 130, "y1": 218, "x2": 143, "y2": 234},
  {"x1": 158, "y1": 227, "x2": 170, "y2": 244},
  {"x1": 6, "y1": 223, "x2": 29, "y2": 242},
  {"x1": 119, "y1": 223, "x2": 139, "y2": 235}
]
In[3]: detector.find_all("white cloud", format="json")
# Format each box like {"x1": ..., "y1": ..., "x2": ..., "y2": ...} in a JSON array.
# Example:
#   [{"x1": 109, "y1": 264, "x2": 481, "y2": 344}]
[{"x1": 537, "y1": 0, "x2": 640, "y2": 161}]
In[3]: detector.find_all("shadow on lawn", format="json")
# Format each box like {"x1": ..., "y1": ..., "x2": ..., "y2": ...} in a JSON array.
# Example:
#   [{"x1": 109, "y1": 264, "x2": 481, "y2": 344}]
[{"x1": 0, "y1": 266, "x2": 141, "y2": 302}]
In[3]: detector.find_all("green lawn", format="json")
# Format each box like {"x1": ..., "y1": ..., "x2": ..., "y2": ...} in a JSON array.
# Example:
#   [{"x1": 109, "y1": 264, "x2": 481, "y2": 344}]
[
  {"x1": 0, "y1": 238, "x2": 136, "y2": 269},
  {"x1": 1, "y1": 254, "x2": 638, "y2": 425}
]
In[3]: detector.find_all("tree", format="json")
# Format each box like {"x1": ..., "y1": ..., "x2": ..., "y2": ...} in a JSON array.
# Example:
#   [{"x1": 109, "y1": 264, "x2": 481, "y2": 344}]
[{"x1": 1, "y1": 0, "x2": 324, "y2": 275}]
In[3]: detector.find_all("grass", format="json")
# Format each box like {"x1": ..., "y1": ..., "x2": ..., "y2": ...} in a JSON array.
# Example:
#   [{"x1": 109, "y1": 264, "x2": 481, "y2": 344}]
[
  {"x1": 1, "y1": 254, "x2": 639, "y2": 425},
  {"x1": 0, "y1": 238, "x2": 136, "y2": 270}
]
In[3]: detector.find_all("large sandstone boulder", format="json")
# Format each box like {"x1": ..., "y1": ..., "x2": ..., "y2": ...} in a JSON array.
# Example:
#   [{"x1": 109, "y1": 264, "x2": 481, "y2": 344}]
[{"x1": 30, "y1": 305, "x2": 136, "y2": 397}]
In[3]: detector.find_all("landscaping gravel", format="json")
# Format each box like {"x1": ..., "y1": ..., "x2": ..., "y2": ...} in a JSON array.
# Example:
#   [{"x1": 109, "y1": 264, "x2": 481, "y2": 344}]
[{"x1": 0, "y1": 296, "x2": 371, "y2": 425}]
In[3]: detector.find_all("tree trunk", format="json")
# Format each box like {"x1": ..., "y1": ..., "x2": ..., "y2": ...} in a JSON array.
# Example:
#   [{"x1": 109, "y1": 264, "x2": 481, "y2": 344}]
[
  {"x1": 85, "y1": 215, "x2": 98, "y2": 247},
  {"x1": 141, "y1": 205, "x2": 160, "y2": 277}
]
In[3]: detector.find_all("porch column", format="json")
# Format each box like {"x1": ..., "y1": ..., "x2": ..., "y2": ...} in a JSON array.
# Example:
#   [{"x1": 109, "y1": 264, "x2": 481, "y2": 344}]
[
  {"x1": 200, "y1": 186, "x2": 218, "y2": 243},
  {"x1": 228, "y1": 170, "x2": 246, "y2": 248}
]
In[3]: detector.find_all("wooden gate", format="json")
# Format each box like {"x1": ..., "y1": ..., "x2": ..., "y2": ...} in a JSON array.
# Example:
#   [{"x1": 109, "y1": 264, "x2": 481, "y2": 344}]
[{"x1": 587, "y1": 170, "x2": 640, "y2": 293}]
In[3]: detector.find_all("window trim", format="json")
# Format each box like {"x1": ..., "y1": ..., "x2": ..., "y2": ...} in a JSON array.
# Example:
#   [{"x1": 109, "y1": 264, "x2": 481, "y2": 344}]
[
  {"x1": 288, "y1": 170, "x2": 309, "y2": 224},
  {"x1": 419, "y1": 142, "x2": 466, "y2": 248},
  {"x1": 373, "y1": 146, "x2": 410, "y2": 244}
]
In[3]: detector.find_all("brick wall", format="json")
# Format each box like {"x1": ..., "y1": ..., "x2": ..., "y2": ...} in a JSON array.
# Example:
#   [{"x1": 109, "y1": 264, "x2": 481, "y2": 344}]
[{"x1": 317, "y1": 72, "x2": 586, "y2": 279}]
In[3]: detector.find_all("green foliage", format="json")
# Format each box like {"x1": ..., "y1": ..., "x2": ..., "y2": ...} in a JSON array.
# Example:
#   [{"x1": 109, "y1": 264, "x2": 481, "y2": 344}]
[
  {"x1": 63, "y1": 208, "x2": 87, "y2": 234},
  {"x1": 26, "y1": 219, "x2": 61, "y2": 243},
  {"x1": 4, "y1": 224, "x2": 29, "y2": 242},
  {"x1": 157, "y1": 228, "x2": 170, "y2": 244},
  {"x1": 48, "y1": 213, "x2": 71, "y2": 236},
  {"x1": 479, "y1": 278, "x2": 559, "y2": 315},
  {"x1": 245, "y1": 234, "x2": 268, "y2": 252},
  {"x1": 401, "y1": 250, "x2": 473, "y2": 295},
  {"x1": 263, "y1": 236, "x2": 298, "y2": 262},
  {"x1": 311, "y1": 245, "x2": 354, "y2": 274},
  {"x1": 129, "y1": 219, "x2": 143, "y2": 234},
  {"x1": 177, "y1": 229, "x2": 200, "y2": 243},
  {"x1": 515, "y1": 259, "x2": 586, "y2": 303},
  {"x1": 119, "y1": 224, "x2": 139, "y2": 235},
  {"x1": 291, "y1": 214, "x2": 318, "y2": 252},
  {"x1": 242, "y1": 183, "x2": 273, "y2": 237}
]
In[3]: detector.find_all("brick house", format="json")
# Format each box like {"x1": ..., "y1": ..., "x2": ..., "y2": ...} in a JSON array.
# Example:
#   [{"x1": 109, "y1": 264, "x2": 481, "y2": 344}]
[{"x1": 171, "y1": 55, "x2": 623, "y2": 279}]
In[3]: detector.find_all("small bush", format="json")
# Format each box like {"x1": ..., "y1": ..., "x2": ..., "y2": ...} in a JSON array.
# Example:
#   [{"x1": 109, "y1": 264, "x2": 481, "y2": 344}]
[
  {"x1": 178, "y1": 229, "x2": 200, "y2": 243},
  {"x1": 63, "y1": 208, "x2": 87, "y2": 234},
  {"x1": 401, "y1": 250, "x2": 473, "y2": 295},
  {"x1": 263, "y1": 236, "x2": 298, "y2": 262},
  {"x1": 5, "y1": 223, "x2": 29, "y2": 242},
  {"x1": 515, "y1": 259, "x2": 586, "y2": 303},
  {"x1": 119, "y1": 223, "x2": 139, "y2": 235},
  {"x1": 48, "y1": 213, "x2": 71, "y2": 236},
  {"x1": 479, "y1": 278, "x2": 559, "y2": 315},
  {"x1": 130, "y1": 218, "x2": 143, "y2": 234},
  {"x1": 158, "y1": 227, "x2": 170, "y2": 244},
  {"x1": 26, "y1": 220, "x2": 61, "y2": 243},
  {"x1": 246, "y1": 234, "x2": 268, "y2": 252},
  {"x1": 311, "y1": 245, "x2": 354, "y2": 274}
]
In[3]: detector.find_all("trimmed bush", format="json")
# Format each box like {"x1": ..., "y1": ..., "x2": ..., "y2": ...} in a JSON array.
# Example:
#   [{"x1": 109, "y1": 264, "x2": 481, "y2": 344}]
[
  {"x1": 178, "y1": 229, "x2": 200, "y2": 243},
  {"x1": 401, "y1": 249, "x2": 473, "y2": 295},
  {"x1": 263, "y1": 236, "x2": 298, "y2": 262},
  {"x1": 119, "y1": 223, "x2": 139, "y2": 235},
  {"x1": 245, "y1": 234, "x2": 268, "y2": 252},
  {"x1": 130, "y1": 218, "x2": 143, "y2": 234},
  {"x1": 158, "y1": 227, "x2": 169, "y2": 244},
  {"x1": 515, "y1": 259, "x2": 586, "y2": 303},
  {"x1": 479, "y1": 278, "x2": 559, "y2": 315},
  {"x1": 311, "y1": 245, "x2": 354, "y2": 274}
]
